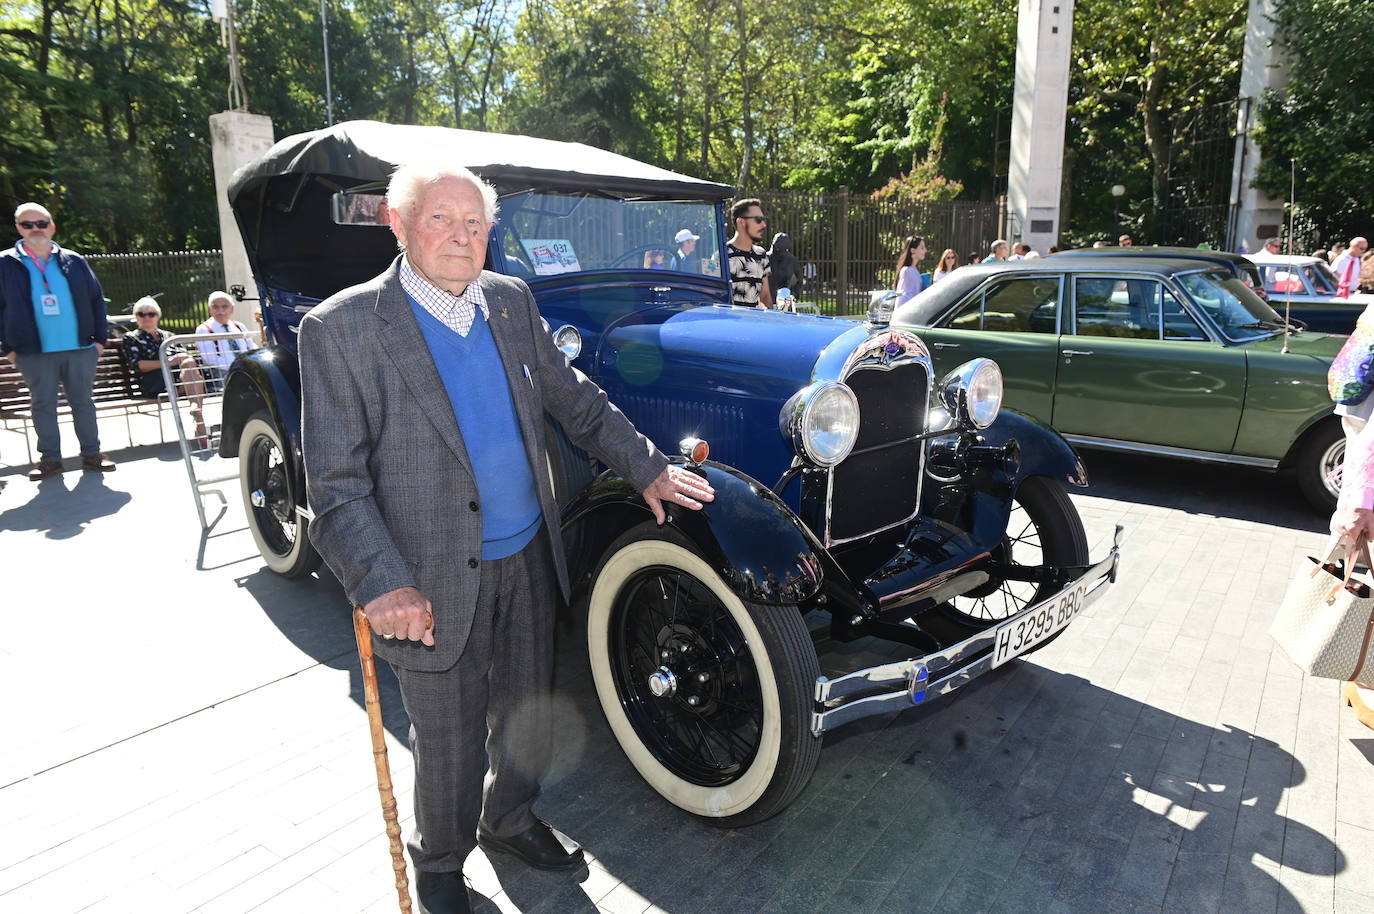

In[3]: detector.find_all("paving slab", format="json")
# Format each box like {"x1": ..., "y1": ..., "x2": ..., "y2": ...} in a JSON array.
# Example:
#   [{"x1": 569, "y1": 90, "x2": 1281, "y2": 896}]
[{"x1": 1, "y1": 427, "x2": 1371, "y2": 912}]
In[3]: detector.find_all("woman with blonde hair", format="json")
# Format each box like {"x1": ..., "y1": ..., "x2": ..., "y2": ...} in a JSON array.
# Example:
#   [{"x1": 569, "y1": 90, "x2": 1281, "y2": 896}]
[
  {"x1": 932, "y1": 248, "x2": 959, "y2": 283},
  {"x1": 893, "y1": 235, "x2": 927, "y2": 305}
]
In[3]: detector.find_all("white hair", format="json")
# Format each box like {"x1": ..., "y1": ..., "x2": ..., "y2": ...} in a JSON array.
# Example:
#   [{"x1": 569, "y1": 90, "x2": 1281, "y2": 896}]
[
  {"x1": 133, "y1": 296, "x2": 161, "y2": 316},
  {"x1": 386, "y1": 161, "x2": 499, "y2": 224},
  {"x1": 14, "y1": 201, "x2": 52, "y2": 222}
]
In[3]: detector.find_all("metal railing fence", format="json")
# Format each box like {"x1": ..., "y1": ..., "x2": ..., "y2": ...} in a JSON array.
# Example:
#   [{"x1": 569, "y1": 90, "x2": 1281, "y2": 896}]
[
  {"x1": 753, "y1": 191, "x2": 1005, "y2": 315},
  {"x1": 87, "y1": 250, "x2": 227, "y2": 333}
]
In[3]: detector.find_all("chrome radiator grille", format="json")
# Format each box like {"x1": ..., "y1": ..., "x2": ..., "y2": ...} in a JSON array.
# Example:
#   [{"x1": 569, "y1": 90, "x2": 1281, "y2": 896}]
[{"x1": 827, "y1": 358, "x2": 930, "y2": 544}]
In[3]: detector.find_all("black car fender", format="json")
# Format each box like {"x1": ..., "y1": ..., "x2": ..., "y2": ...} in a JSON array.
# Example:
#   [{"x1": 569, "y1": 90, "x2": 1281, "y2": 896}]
[
  {"x1": 981, "y1": 408, "x2": 1088, "y2": 490},
  {"x1": 561, "y1": 460, "x2": 834, "y2": 609},
  {"x1": 219, "y1": 346, "x2": 304, "y2": 466}
]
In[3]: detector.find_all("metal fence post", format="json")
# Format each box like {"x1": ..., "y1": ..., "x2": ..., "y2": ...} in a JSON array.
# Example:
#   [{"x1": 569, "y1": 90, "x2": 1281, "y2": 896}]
[{"x1": 836, "y1": 187, "x2": 849, "y2": 315}]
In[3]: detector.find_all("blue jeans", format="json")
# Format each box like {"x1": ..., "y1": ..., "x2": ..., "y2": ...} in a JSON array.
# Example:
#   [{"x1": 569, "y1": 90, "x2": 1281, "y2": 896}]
[{"x1": 16, "y1": 347, "x2": 101, "y2": 460}]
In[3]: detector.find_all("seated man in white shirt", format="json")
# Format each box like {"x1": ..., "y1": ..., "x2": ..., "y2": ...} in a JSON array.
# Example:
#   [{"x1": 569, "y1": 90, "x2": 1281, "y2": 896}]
[{"x1": 194, "y1": 290, "x2": 257, "y2": 389}]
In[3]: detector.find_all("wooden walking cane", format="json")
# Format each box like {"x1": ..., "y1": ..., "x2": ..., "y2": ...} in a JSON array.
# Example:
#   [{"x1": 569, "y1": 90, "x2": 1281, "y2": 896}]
[{"x1": 354, "y1": 607, "x2": 431, "y2": 914}]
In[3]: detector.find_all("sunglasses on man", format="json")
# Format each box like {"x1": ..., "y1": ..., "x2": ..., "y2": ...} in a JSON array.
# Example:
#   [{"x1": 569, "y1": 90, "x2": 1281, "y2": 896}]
[{"x1": 18, "y1": 220, "x2": 51, "y2": 230}]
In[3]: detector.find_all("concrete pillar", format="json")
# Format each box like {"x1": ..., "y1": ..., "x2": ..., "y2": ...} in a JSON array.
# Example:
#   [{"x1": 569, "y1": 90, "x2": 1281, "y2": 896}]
[
  {"x1": 1230, "y1": 0, "x2": 1288, "y2": 252},
  {"x1": 209, "y1": 111, "x2": 274, "y2": 330},
  {"x1": 1008, "y1": 0, "x2": 1074, "y2": 255}
]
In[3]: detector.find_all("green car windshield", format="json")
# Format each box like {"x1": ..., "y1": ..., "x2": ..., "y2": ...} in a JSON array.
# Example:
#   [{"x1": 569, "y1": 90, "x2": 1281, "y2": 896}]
[
  {"x1": 1175, "y1": 269, "x2": 1286, "y2": 341},
  {"x1": 497, "y1": 192, "x2": 722, "y2": 279}
]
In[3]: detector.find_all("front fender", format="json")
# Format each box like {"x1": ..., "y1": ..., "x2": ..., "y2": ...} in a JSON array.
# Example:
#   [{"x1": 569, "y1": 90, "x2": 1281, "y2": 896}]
[
  {"x1": 219, "y1": 345, "x2": 303, "y2": 461},
  {"x1": 981, "y1": 408, "x2": 1088, "y2": 489},
  {"x1": 562, "y1": 459, "x2": 833, "y2": 607}
]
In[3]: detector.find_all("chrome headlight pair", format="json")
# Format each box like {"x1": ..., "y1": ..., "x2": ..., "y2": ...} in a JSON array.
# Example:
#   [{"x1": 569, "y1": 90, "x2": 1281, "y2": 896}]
[{"x1": 780, "y1": 381, "x2": 861, "y2": 467}]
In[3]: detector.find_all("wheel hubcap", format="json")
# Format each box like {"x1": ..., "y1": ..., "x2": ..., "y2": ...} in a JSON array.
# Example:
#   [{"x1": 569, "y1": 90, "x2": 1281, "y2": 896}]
[{"x1": 647, "y1": 666, "x2": 677, "y2": 698}]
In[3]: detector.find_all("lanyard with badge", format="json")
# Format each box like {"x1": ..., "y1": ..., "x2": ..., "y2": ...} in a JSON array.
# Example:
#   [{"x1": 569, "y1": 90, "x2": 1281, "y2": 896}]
[{"x1": 23, "y1": 246, "x2": 60, "y2": 316}]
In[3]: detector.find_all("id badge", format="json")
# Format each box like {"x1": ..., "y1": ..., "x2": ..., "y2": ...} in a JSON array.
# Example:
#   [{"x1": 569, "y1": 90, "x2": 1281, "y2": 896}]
[{"x1": 40, "y1": 294, "x2": 59, "y2": 315}]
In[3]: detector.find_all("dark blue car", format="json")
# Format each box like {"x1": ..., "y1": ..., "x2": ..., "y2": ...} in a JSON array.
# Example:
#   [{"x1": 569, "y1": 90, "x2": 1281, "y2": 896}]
[{"x1": 221, "y1": 121, "x2": 1120, "y2": 825}]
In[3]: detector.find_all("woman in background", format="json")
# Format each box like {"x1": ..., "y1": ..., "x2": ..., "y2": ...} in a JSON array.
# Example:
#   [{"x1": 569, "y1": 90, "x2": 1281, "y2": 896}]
[
  {"x1": 893, "y1": 235, "x2": 927, "y2": 305},
  {"x1": 1329, "y1": 417, "x2": 1374, "y2": 728},
  {"x1": 931, "y1": 249, "x2": 959, "y2": 283}
]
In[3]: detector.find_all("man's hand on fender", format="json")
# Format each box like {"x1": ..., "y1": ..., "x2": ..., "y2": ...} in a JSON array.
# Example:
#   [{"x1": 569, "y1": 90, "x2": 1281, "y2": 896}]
[
  {"x1": 365, "y1": 585, "x2": 435, "y2": 645},
  {"x1": 642, "y1": 465, "x2": 716, "y2": 525}
]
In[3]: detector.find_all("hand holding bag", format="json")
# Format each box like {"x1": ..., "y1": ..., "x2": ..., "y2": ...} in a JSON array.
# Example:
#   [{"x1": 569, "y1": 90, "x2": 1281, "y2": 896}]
[{"x1": 1270, "y1": 535, "x2": 1374, "y2": 683}]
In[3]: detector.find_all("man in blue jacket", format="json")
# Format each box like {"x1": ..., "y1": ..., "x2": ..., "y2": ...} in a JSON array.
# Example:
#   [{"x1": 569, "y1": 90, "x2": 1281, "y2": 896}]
[{"x1": 1, "y1": 203, "x2": 115, "y2": 479}]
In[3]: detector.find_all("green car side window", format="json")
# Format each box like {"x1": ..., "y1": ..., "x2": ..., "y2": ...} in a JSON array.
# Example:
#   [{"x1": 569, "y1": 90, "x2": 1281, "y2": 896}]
[
  {"x1": 949, "y1": 277, "x2": 1059, "y2": 333},
  {"x1": 1073, "y1": 278, "x2": 1204, "y2": 341}
]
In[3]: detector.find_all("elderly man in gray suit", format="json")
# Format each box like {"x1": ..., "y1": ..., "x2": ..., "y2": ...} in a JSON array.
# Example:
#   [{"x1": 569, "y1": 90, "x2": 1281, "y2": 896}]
[{"x1": 299, "y1": 161, "x2": 715, "y2": 914}]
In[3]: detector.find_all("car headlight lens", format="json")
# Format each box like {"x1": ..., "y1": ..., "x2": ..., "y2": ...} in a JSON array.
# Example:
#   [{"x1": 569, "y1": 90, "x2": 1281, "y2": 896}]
[
  {"x1": 552, "y1": 324, "x2": 582, "y2": 359},
  {"x1": 940, "y1": 358, "x2": 1003, "y2": 429},
  {"x1": 780, "y1": 381, "x2": 860, "y2": 467}
]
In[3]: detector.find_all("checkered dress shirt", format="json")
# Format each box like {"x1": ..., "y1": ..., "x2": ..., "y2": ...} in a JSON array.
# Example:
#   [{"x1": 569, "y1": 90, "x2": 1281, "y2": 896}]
[{"x1": 399, "y1": 256, "x2": 488, "y2": 337}]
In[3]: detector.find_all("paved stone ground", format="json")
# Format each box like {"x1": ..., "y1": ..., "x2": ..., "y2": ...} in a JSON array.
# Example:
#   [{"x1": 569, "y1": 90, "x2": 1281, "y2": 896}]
[{"x1": 2, "y1": 416, "x2": 1372, "y2": 913}]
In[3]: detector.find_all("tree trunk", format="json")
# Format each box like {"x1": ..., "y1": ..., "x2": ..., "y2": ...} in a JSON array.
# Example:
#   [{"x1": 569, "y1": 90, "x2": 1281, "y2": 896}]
[{"x1": 732, "y1": 0, "x2": 753, "y2": 189}]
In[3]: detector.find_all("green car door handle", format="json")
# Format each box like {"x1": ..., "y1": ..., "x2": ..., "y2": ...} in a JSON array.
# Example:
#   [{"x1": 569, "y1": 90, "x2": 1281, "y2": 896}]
[
  {"x1": 932, "y1": 341, "x2": 960, "y2": 349},
  {"x1": 1062, "y1": 349, "x2": 1094, "y2": 357}
]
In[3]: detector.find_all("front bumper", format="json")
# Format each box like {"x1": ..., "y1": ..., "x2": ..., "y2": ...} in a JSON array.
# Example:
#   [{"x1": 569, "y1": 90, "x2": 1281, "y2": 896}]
[{"x1": 811, "y1": 524, "x2": 1123, "y2": 735}]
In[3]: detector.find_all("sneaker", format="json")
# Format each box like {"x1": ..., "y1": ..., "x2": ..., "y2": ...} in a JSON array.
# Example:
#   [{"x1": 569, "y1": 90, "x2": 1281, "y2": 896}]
[
  {"x1": 81, "y1": 453, "x2": 116, "y2": 472},
  {"x1": 27, "y1": 459, "x2": 63, "y2": 481}
]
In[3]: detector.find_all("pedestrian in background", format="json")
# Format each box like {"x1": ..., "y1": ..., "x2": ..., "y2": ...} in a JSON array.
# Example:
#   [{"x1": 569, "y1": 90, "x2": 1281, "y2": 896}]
[
  {"x1": 768, "y1": 232, "x2": 802, "y2": 297},
  {"x1": 1330, "y1": 242, "x2": 1347, "y2": 265},
  {"x1": 893, "y1": 235, "x2": 927, "y2": 305},
  {"x1": 727, "y1": 198, "x2": 773, "y2": 308},
  {"x1": 982, "y1": 239, "x2": 1008, "y2": 263},
  {"x1": 1118, "y1": 234, "x2": 1133, "y2": 247},
  {"x1": 1333, "y1": 237, "x2": 1369, "y2": 299},
  {"x1": 932, "y1": 249, "x2": 959, "y2": 283},
  {"x1": 0, "y1": 201, "x2": 115, "y2": 480}
]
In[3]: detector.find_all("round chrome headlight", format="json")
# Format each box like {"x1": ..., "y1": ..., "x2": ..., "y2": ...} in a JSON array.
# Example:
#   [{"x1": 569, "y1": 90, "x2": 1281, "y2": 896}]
[
  {"x1": 552, "y1": 324, "x2": 582, "y2": 359},
  {"x1": 780, "y1": 381, "x2": 861, "y2": 467},
  {"x1": 940, "y1": 358, "x2": 1003, "y2": 429}
]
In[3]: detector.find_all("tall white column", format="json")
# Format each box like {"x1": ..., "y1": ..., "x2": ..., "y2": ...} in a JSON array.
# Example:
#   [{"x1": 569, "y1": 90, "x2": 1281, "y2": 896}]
[
  {"x1": 1230, "y1": 0, "x2": 1288, "y2": 252},
  {"x1": 1008, "y1": 0, "x2": 1074, "y2": 254},
  {"x1": 209, "y1": 111, "x2": 274, "y2": 329}
]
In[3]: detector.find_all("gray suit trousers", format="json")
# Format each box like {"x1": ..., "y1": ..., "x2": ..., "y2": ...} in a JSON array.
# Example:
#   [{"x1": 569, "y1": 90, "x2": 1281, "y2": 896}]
[{"x1": 392, "y1": 527, "x2": 557, "y2": 873}]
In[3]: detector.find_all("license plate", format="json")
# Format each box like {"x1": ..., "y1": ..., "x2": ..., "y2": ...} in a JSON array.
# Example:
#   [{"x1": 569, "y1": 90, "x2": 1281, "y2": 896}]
[{"x1": 991, "y1": 580, "x2": 1090, "y2": 668}]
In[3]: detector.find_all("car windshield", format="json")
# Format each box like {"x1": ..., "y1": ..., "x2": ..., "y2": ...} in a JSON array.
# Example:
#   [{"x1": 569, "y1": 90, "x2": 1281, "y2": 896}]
[
  {"x1": 497, "y1": 192, "x2": 722, "y2": 279},
  {"x1": 1306, "y1": 261, "x2": 1340, "y2": 294},
  {"x1": 1175, "y1": 269, "x2": 1285, "y2": 340}
]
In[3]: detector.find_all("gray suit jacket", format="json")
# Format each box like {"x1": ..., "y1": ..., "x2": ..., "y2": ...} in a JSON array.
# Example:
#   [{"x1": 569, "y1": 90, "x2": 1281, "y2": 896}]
[{"x1": 300, "y1": 259, "x2": 668, "y2": 672}]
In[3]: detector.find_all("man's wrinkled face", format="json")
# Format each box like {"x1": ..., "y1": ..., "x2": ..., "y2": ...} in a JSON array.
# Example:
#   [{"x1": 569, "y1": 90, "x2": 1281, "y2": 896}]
[
  {"x1": 209, "y1": 297, "x2": 235, "y2": 323},
  {"x1": 391, "y1": 177, "x2": 490, "y2": 293},
  {"x1": 15, "y1": 207, "x2": 54, "y2": 247}
]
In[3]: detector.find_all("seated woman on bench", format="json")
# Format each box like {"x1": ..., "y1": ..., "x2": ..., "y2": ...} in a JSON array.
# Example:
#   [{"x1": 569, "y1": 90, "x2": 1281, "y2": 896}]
[{"x1": 120, "y1": 297, "x2": 208, "y2": 446}]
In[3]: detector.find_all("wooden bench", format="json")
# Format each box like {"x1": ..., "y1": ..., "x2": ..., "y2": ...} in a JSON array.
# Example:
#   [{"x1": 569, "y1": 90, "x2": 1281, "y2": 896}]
[{"x1": 0, "y1": 341, "x2": 165, "y2": 465}]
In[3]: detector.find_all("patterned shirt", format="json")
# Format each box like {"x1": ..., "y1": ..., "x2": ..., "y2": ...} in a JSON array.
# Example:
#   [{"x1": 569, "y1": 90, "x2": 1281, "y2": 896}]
[
  {"x1": 399, "y1": 256, "x2": 488, "y2": 336},
  {"x1": 121, "y1": 327, "x2": 184, "y2": 397},
  {"x1": 728, "y1": 243, "x2": 771, "y2": 307}
]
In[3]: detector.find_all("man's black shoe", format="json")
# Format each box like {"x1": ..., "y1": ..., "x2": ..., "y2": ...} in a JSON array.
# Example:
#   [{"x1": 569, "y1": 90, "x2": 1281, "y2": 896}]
[
  {"x1": 477, "y1": 821, "x2": 585, "y2": 871},
  {"x1": 416, "y1": 870, "x2": 472, "y2": 914}
]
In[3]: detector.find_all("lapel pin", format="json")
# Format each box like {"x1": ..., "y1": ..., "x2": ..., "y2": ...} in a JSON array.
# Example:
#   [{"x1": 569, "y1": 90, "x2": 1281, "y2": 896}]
[{"x1": 501, "y1": 308, "x2": 509, "y2": 319}]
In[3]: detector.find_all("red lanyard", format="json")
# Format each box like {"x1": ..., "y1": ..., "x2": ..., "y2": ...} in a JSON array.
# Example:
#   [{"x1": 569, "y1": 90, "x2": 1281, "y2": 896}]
[{"x1": 22, "y1": 246, "x2": 53, "y2": 295}]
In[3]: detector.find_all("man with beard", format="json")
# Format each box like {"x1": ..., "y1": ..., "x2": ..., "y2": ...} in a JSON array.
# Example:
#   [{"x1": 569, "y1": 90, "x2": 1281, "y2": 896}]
[{"x1": 727, "y1": 198, "x2": 773, "y2": 308}]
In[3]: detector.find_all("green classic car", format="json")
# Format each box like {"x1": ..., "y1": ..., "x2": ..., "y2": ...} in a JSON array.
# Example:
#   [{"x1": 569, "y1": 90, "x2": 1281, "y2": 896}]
[{"x1": 892, "y1": 256, "x2": 1347, "y2": 511}]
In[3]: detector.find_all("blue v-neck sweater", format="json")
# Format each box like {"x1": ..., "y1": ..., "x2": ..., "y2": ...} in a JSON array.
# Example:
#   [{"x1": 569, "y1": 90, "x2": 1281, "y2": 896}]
[{"x1": 409, "y1": 299, "x2": 541, "y2": 559}]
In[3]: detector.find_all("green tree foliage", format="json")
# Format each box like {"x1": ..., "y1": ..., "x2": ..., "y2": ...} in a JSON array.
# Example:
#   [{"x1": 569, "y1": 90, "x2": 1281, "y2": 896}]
[
  {"x1": 1066, "y1": 0, "x2": 1246, "y2": 240},
  {"x1": 1255, "y1": 0, "x2": 1374, "y2": 240}
]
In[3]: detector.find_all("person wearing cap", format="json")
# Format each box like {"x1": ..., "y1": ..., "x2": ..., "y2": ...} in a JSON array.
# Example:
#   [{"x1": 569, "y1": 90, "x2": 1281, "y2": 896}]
[{"x1": 669, "y1": 229, "x2": 701, "y2": 274}]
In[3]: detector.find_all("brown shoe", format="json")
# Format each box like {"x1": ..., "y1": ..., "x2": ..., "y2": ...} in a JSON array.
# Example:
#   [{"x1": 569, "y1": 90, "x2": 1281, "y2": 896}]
[
  {"x1": 27, "y1": 459, "x2": 63, "y2": 481},
  {"x1": 81, "y1": 453, "x2": 116, "y2": 472}
]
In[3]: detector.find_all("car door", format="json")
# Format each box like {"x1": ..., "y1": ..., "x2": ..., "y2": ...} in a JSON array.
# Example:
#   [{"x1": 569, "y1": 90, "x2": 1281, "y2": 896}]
[
  {"x1": 917, "y1": 273, "x2": 1062, "y2": 424},
  {"x1": 1051, "y1": 275, "x2": 1246, "y2": 453}
]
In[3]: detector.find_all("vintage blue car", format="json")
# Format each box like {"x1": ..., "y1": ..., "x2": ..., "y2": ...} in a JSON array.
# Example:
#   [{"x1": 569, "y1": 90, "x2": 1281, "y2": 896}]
[{"x1": 220, "y1": 121, "x2": 1120, "y2": 825}]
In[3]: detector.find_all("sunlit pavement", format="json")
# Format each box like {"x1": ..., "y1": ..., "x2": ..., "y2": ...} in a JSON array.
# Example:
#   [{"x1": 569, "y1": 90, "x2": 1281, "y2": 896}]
[{"x1": 2, "y1": 416, "x2": 1372, "y2": 913}]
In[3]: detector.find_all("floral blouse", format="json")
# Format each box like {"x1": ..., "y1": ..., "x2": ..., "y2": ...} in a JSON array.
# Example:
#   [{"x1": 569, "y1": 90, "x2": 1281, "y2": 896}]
[{"x1": 121, "y1": 328, "x2": 185, "y2": 398}]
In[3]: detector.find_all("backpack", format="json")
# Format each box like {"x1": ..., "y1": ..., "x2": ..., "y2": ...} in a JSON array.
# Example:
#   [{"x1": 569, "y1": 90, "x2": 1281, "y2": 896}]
[{"x1": 1328, "y1": 305, "x2": 1374, "y2": 405}]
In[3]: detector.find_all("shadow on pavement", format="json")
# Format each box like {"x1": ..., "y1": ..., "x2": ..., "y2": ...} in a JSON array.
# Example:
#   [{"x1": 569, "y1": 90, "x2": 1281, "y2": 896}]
[
  {"x1": 1078, "y1": 449, "x2": 1327, "y2": 533},
  {"x1": 0, "y1": 469, "x2": 131, "y2": 538}
]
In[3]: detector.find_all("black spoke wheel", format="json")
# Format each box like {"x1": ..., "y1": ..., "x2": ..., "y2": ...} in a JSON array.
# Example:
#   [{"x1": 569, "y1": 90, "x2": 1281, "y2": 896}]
[
  {"x1": 943, "y1": 475, "x2": 1088, "y2": 630},
  {"x1": 588, "y1": 524, "x2": 820, "y2": 826},
  {"x1": 238, "y1": 411, "x2": 322, "y2": 579},
  {"x1": 1296, "y1": 422, "x2": 1343, "y2": 514}
]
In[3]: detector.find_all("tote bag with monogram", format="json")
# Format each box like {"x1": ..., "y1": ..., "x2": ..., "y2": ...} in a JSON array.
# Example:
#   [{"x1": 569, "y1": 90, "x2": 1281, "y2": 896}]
[{"x1": 1270, "y1": 536, "x2": 1374, "y2": 682}]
